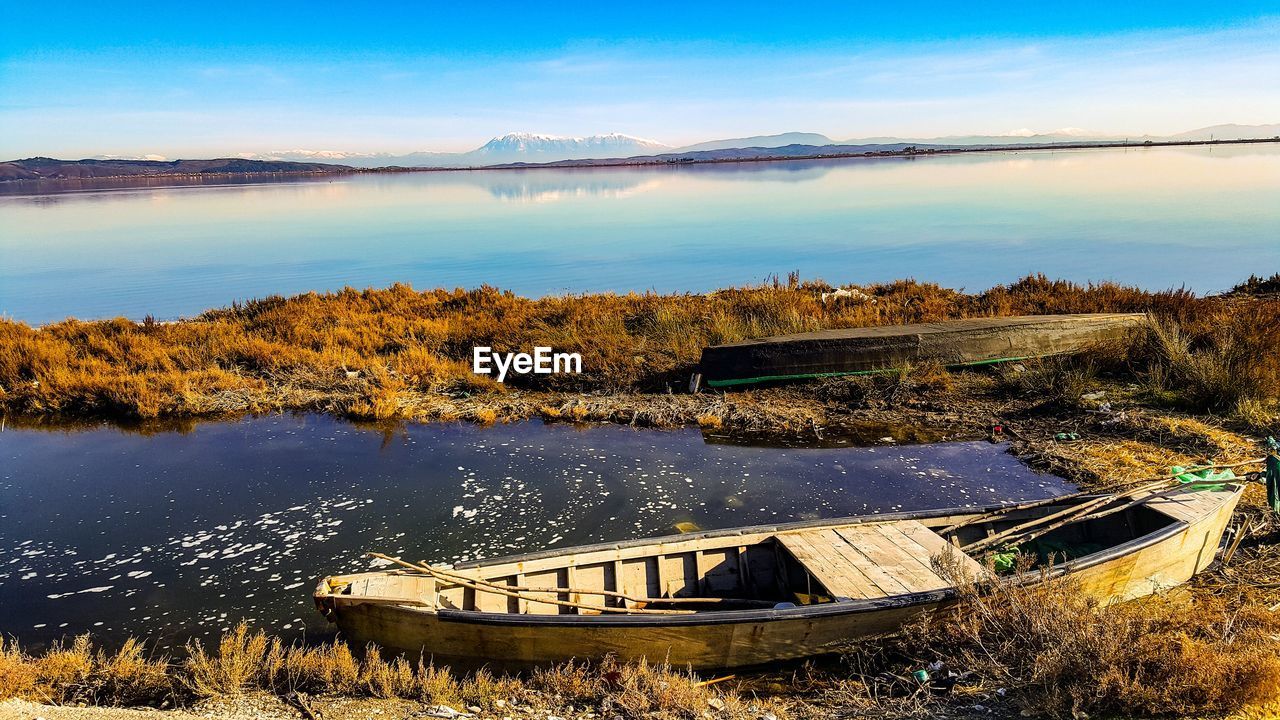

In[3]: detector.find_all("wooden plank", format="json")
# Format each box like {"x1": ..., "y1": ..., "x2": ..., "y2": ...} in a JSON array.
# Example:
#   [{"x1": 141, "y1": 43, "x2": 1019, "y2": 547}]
[
  {"x1": 736, "y1": 547, "x2": 751, "y2": 597},
  {"x1": 875, "y1": 523, "x2": 956, "y2": 589},
  {"x1": 860, "y1": 524, "x2": 948, "y2": 593},
  {"x1": 802, "y1": 532, "x2": 878, "y2": 599},
  {"x1": 700, "y1": 548, "x2": 742, "y2": 594},
  {"x1": 828, "y1": 528, "x2": 914, "y2": 596},
  {"x1": 895, "y1": 521, "x2": 989, "y2": 581},
  {"x1": 474, "y1": 575, "x2": 511, "y2": 613},
  {"x1": 776, "y1": 534, "x2": 833, "y2": 595},
  {"x1": 611, "y1": 561, "x2": 625, "y2": 608},
  {"x1": 657, "y1": 552, "x2": 695, "y2": 598},
  {"x1": 1186, "y1": 490, "x2": 1231, "y2": 516},
  {"x1": 514, "y1": 573, "x2": 529, "y2": 614},
  {"x1": 695, "y1": 550, "x2": 714, "y2": 595},
  {"x1": 622, "y1": 558, "x2": 656, "y2": 604},
  {"x1": 1148, "y1": 495, "x2": 1200, "y2": 522},
  {"x1": 837, "y1": 525, "x2": 926, "y2": 591},
  {"x1": 523, "y1": 569, "x2": 561, "y2": 615},
  {"x1": 571, "y1": 564, "x2": 607, "y2": 613},
  {"x1": 776, "y1": 532, "x2": 871, "y2": 599}
]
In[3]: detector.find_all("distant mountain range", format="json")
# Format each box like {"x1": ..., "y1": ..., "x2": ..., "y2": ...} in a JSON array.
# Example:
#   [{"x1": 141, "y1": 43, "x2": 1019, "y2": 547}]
[
  {"x1": 233, "y1": 124, "x2": 1279, "y2": 169},
  {"x1": 676, "y1": 133, "x2": 837, "y2": 152},
  {"x1": 244, "y1": 132, "x2": 673, "y2": 169},
  {"x1": 4, "y1": 124, "x2": 1277, "y2": 181},
  {"x1": 1168, "y1": 123, "x2": 1280, "y2": 141}
]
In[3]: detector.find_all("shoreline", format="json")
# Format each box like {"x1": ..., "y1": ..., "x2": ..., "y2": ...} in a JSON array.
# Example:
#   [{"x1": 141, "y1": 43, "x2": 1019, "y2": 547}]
[
  {"x1": 4, "y1": 275, "x2": 1278, "y2": 427},
  {"x1": 3, "y1": 137, "x2": 1276, "y2": 192}
]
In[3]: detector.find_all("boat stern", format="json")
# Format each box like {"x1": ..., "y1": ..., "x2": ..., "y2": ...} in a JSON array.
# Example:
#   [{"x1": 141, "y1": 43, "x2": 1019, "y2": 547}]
[{"x1": 314, "y1": 575, "x2": 342, "y2": 622}]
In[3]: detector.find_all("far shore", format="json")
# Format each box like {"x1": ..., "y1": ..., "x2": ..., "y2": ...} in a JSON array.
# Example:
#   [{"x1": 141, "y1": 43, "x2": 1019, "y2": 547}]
[{"x1": 3, "y1": 136, "x2": 1277, "y2": 192}]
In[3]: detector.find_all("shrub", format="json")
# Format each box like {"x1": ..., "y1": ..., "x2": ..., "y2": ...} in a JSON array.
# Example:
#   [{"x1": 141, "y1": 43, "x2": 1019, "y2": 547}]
[{"x1": 844, "y1": 570, "x2": 1280, "y2": 718}]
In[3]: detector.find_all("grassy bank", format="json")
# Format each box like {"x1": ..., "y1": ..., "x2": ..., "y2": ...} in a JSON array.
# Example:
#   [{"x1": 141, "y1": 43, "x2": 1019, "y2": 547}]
[
  {"x1": 2, "y1": 358, "x2": 1279, "y2": 718},
  {"x1": 2, "y1": 274, "x2": 1279, "y2": 430},
  {"x1": 4, "y1": 274, "x2": 1280, "y2": 718},
  {"x1": 3, "y1": 561, "x2": 1279, "y2": 719}
]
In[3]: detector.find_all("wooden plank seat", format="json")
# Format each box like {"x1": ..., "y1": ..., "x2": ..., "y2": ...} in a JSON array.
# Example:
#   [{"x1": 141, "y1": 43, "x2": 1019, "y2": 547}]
[
  {"x1": 776, "y1": 520, "x2": 988, "y2": 600},
  {"x1": 1145, "y1": 486, "x2": 1239, "y2": 523}
]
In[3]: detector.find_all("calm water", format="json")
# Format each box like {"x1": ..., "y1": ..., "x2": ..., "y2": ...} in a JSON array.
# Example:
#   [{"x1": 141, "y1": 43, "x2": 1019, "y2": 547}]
[
  {"x1": 0, "y1": 416, "x2": 1072, "y2": 649},
  {"x1": 2, "y1": 145, "x2": 1278, "y2": 324}
]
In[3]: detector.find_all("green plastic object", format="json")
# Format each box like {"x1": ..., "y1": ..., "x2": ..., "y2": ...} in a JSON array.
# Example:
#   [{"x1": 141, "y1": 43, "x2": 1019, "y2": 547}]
[
  {"x1": 991, "y1": 549, "x2": 1019, "y2": 573},
  {"x1": 1169, "y1": 465, "x2": 1237, "y2": 492}
]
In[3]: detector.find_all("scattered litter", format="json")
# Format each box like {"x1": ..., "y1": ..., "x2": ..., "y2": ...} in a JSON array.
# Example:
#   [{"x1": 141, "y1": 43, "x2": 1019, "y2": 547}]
[
  {"x1": 820, "y1": 287, "x2": 875, "y2": 304},
  {"x1": 424, "y1": 704, "x2": 469, "y2": 718}
]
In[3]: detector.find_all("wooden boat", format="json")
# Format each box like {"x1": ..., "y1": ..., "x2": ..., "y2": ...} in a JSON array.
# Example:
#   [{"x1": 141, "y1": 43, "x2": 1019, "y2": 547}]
[
  {"x1": 699, "y1": 313, "x2": 1146, "y2": 387},
  {"x1": 315, "y1": 480, "x2": 1242, "y2": 670}
]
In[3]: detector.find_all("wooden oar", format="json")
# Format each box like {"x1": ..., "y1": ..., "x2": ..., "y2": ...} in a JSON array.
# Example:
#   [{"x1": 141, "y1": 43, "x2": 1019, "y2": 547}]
[
  {"x1": 945, "y1": 458, "x2": 1265, "y2": 535},
  {"x1": 1060, "y1": 458, "x2": 1265, "y2": 529},
  {"x1": 390, "y1": 554, "x2": 774, "y2": 607},
  {"x1": 938, "y1": 489, "x2": 1095, "y2": 535},
  {"x1": 425, "y1": 562, "x2": 772, "y2": 605},
  {"x1": 988, "y1": 484, "x2": 1186, "y2": 552},
  {"x1": 1079, "y1": 482, "x2": 1214, "y2": 524},
  {"x1": 961, "y1": 477, "x2": 1175, "y2": 554},
  {"x1": 955, "y1": 458, "x2": 1264, "y2": 552},
  {"x1": 369, "y1": 553, "x2": 696, "y2": 615}
]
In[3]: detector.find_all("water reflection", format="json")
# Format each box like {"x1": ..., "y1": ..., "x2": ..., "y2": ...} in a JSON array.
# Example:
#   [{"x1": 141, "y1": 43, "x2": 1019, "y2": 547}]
[{"x1": 2, "y1": 144, "x2": 1277, "y2": 324}]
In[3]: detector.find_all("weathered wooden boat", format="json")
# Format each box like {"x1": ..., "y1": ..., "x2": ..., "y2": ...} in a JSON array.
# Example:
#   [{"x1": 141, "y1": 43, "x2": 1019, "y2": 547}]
[
  {"x1": 315, "y1": 480, "x2": 1243, "y2": 670},
  {"x1": 699, "y1": 313, "x2": 1146, "y2": 387}
]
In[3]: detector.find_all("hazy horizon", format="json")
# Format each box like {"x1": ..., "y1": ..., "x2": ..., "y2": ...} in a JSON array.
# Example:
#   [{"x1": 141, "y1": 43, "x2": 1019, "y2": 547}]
[
  {"x1": 2, "y1": 3, "x2": 1279, "y2": 159},
  {"x1": 9, "y1": 122, "x2": 1280, "y2": 164}
]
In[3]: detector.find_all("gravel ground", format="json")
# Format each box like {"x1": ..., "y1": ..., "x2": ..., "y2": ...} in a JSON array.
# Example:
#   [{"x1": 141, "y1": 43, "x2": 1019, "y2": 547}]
[{"x1": 0, "y1": 695, "x2": 428, "y2": 720}]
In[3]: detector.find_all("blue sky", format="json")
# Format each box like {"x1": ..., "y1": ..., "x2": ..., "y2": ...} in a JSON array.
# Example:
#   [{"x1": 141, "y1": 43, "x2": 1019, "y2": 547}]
[{"x1": 2, "y1": 2, "x2": 1278, "y2": 157}]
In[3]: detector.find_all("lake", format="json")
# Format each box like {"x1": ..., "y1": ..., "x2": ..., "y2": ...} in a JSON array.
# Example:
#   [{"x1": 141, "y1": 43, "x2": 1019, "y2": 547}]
[
  {"x1": 0, "y1": 416, "x2": 1073, "y2": 650},
  {"x1": 2, "y1": 144, "x2": 1278, "y2": 325}
]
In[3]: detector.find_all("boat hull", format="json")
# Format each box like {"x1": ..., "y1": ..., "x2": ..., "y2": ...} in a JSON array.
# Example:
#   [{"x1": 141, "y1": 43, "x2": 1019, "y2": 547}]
[
  {"x1": 699, "y1": 313, "x2": 1146, "y2": 387},
  {"x1": 319, "y1": 486, "x2": 1240, "y2": 670},
  {"x1": 324, "y1": 589, "x2": 949, "y2": 670}
]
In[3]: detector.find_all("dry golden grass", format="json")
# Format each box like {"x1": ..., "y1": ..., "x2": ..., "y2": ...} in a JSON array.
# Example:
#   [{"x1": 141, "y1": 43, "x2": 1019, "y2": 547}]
[
  {"x1": 1, "y1": 623, "x2": 788, "y2": 718},
  {"x1": 838, "y1": 570, "x2": 1280, "y2": 719},
  {"x1": 4, "y1": 596, "x2": 1278, "y2": 718},
  {"x1": 0, "y1": 635, "x2": 172, "y2": 706},
  {"x1": 3, "y1": 276, "x2": 1276, "y2": 428},
  {"x1": 1230, "y1": 273, "x2": 1280, "y2": 296},
  {"x1": 183, "y1": 623, "x2": 270, "y2": 696},
  {"x1": 696, "y1": 413, "x2": 724, "y2": 430}
]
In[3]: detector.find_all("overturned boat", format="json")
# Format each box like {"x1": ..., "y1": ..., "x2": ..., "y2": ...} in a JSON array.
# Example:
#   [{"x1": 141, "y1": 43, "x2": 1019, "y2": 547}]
[
  {"x1": 316, "y1": 480, "x2": 1241, "y2": 670},
  {"x1": 699, "y1": 313, "x2": 1146, "y2": 387}
]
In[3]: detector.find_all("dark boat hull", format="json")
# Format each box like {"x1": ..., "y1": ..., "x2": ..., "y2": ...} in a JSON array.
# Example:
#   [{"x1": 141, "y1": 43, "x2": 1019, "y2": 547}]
[{"x1": 699, "y1": 313, "x2": 1145, "y2": 387}]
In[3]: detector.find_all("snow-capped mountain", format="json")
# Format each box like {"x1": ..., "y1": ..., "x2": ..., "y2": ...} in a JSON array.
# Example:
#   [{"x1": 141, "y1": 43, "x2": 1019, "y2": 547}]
[
  {"x1": 470, "y1": 133, "x2": 670, "y2": 163},
  {"x1": 238, "y1": 133, "x2": 670, "y2": 168},
  {"x1": 241, "y1": 149, "x2": 392, "y2": 162}
]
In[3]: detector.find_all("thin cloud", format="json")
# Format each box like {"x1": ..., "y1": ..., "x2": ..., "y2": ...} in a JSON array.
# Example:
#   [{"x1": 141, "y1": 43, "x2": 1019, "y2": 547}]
[{"x1": 2, "y1": 18, "x2": 1278, "y2": 157}]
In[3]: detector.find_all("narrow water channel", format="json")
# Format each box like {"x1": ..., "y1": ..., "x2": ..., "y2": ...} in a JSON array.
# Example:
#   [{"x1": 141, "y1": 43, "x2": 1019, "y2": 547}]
[{"x1": 0, "y1": 415, "x2": 1074, "y2": 650}]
